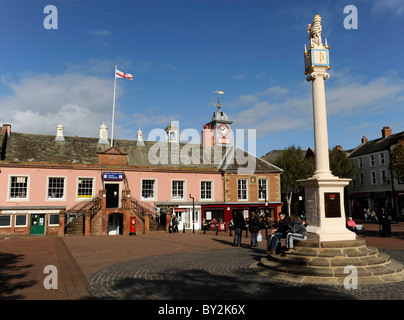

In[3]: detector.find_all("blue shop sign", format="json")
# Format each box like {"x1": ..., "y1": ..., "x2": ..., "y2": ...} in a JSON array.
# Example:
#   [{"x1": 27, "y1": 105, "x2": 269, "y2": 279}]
[{"x1": 103, "y1": 172, "x2": 124, "y2": 181}]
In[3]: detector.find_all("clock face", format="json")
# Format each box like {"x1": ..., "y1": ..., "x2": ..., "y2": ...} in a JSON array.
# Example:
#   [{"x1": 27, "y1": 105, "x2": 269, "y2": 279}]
[
  {"x1": 217, "y1": 123, "x2": 230, "y2": 137},
  {"x1": 311, "y1": 49, "x2": 329, "y2": 67}
]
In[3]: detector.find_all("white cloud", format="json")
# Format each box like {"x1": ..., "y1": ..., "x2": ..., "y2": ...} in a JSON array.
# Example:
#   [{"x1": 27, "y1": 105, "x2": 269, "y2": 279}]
[
  {"x1": 369, "y1": 0, "x2": 404, "y2": 15},
  {"x1": 230, "y1": 73, "x2": 404, "y2": 139},
  {"x1": 258, "y1": 86, "x2": 289, "y2": 97},
  {"x1": 0, "y1": 72, "x2": 115, "y2": 138},
  {"x1": 89, "y1": 30, "x2": 111, "y2": 37},
  {"x1": 237, "y1": 94, "x2": 260, "y2": 105},
  {"x1": 326, "y1": 76, "x2": 404, "y2": 116},
  {"x1": 232, "y1": 72, "x2": 248, "y2": 80}
]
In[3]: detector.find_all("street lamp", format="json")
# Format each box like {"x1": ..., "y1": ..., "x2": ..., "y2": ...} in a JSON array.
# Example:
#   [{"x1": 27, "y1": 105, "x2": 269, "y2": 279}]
[
  {"x1": 259, "y1": 183, "x2": 269, "y2": 239},
  {"x1": 189, "y1": 194, "x2": 195, "y2": 233}
]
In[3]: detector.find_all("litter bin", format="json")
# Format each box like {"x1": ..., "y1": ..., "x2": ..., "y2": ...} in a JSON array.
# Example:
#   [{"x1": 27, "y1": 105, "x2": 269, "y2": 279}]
[{"x1": 379, "y1": 218, "x2": 392, "y2": 237}]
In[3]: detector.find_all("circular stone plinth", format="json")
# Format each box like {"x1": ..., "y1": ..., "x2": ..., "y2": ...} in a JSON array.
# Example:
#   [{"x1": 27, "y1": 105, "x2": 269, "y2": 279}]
[{"x1": 259, "y1": 238, "x2": 404, "y2": 285}]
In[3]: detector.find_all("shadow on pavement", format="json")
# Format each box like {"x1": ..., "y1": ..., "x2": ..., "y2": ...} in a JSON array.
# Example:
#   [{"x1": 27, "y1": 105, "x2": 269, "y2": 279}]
[
  {"x1": 0, "y1": 252, "x2": 36, "y2": 300},
  {"x1": 89, "y1": 267, "x2": 354, "y2": 300}
]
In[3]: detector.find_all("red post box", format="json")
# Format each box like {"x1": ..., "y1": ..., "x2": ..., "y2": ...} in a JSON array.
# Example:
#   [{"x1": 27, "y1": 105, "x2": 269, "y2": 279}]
[{"x1": 130, "y1": 216, "x2": 136, "y2": 236}]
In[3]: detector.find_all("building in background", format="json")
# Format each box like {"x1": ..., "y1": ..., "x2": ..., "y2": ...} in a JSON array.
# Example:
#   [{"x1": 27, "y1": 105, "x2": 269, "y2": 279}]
[{"x1": 347, "y1": 126, "x2": 404, "y2": 219}]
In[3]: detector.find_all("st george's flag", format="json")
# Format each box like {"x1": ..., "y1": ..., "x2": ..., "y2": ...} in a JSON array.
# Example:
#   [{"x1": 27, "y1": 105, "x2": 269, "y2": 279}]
[{"x1": 115, "y1": 69, "x2": 133, "y2": 81}]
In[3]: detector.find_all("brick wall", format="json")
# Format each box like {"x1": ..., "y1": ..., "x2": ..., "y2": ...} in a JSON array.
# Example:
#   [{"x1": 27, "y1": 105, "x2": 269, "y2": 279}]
[{"x1": 224, "y1": 172, "x2": 281, "y2": 203}]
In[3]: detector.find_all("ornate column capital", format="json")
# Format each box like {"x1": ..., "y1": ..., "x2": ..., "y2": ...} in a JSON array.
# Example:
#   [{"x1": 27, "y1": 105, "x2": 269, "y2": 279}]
[{"x1": 306, "y1": 70, "x2": 330, "y2": 82}]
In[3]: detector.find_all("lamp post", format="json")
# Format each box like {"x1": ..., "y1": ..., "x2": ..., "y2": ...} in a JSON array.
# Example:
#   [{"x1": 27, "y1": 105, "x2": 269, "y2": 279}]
[
  {"x1": 259, "y1": 183, "x2": 269, "y2": 239},
  {"x1": 189, "y1": 194, "x2": 195, "y2": 233}
]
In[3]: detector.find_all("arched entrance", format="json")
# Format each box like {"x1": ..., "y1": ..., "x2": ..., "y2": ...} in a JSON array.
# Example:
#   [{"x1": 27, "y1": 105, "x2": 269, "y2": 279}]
[{"x1": 108, "y1": 213, "x2": 123, "y2": 235}]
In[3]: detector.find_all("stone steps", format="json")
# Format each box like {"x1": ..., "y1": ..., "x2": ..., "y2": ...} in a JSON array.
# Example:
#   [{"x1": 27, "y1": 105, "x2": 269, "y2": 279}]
[
  {"x1": 65, "y1": 215, "x2": 84, "y2": 236},
  {"x1": 259, "y1": 239, "x2": 404, "y2": 285}
]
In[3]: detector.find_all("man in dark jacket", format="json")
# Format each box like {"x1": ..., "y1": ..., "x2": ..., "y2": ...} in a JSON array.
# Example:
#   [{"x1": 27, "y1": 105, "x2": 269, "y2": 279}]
[
  {"x1": 249, "y1": 211, "x2": 261, "y2": 247},
  {"x1": 267, "y1": 212, "x2": 291, "y2": 255},
  {"x1": 233, "y1": 211, "x2": 245, "y2": 247},
  {"x1": 284, "y1": 214, "x2": 307, "y2": 253}
]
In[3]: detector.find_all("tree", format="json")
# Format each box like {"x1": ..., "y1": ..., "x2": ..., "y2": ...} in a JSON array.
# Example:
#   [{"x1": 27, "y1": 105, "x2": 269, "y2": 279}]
[
  {"x1": 329, "y1": 146, "x2": 357, "y2": 180},
  {"x1": 390, "y1": 140, "x2": 404, "y2": 180},
  {"x1": 273, "y1": 145, "x2": 314, "y2": 215}
]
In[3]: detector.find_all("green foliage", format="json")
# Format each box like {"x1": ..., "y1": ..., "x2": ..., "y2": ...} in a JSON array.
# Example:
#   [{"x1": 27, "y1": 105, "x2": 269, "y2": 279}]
[
  {"x1": 273, "y1": 145, "x2": 314, "y2": 195},
  {"x1": 329, "y1": 147, "x2": 357, "y2": 179},
  {"x1": 390, "y1": 141, "x2": 404, "y2": 179}
]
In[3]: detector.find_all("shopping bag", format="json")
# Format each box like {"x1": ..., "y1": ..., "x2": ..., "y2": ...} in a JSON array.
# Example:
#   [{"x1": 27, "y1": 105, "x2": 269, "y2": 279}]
[{"x1": 257, "y1": 232, "x2": 262, "y2": 242}]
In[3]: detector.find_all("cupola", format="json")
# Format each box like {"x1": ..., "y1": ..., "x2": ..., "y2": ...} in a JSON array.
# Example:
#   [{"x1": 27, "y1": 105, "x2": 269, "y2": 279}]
[
  {"x1": 98, "y1": 122, "x2": 109, "y2": 145},
  {"x1": 55, "y1": 123, "x2": 65, "y2": 142}
]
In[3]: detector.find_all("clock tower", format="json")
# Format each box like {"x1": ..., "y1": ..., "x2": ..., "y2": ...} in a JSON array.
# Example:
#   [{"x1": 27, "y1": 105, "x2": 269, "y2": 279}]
[{"x1": 202, "y1": 91, "x2": 233, "y2": 147}]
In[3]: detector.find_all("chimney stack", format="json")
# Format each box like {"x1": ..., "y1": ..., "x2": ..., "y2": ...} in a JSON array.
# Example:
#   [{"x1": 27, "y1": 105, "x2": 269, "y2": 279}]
[
  {"x1": 1, "y1": 124, "x2": 11, "y2": 136},
  {"x1": 336, "y1": 145, "x2": 343, "y2": 151},
  {"x1": 361, "y1": 136, "x2": 368, "y2": 144},
  {"x1": 382, "y1": 126, "x2": 392, "y2": 138}
]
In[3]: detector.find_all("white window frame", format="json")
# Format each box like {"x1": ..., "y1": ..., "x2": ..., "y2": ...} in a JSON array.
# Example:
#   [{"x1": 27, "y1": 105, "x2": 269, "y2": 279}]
[
  {"x1": 238, "y1": 179, "x2": 248, "y2": 201},
  {"x1": 8, "y1": 175, "x2": 30, "y2": 202},
  {"x1": 370, "y1": 171, "x2": 377, "y2": 185},
  {"x1": 370, "y1": 155, "x2": 375, "y2": 167},
  {"x1": 172, "y1": 180, "x2": 185, "y2": 201},
  {"x1": 380, "y1": 153, "x2": 385, "y2": 165},
  {"x1": 358, "y1": 157, "x2": 363, "y2": 168},
  {"x1": 15, "y1": 214, "x2": 28, "y2": 227},
  {"x1": 0, "y1": 215, "x2": 12, "y2": 228},
  {"x1": 76, "y1": 177, "x2": 96, "y2": 200},
  {"x1": 258, "y1": 179, "x2": 268, "y2": 201},
  {"x1": 46, "y1": 176, "x2": 67, "y2": 201},
  {"x1": 359, "y1": 173, "x2": 364, "y2": 186},
  {"x1": 200, "y1": 180, "x2": 213, "y2": 200},
  {"x1": 141, "y1": 179, "x2": 157, "y2": 201},
  {"x1": 48, "y1": 214, "x2": 60, "y2": 226},
  {"x1": 380, "y1": 170, "x2": 387, "y2": 184}
]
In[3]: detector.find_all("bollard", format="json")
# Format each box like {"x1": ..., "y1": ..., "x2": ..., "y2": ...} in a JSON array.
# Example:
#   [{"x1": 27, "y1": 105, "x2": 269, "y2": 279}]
[
  {"x1": 183, "y1": 224, "x2": 185, "y2": 233},
  {"x1": 216, "y1": 223, "x2": 218, "y2": 235}
]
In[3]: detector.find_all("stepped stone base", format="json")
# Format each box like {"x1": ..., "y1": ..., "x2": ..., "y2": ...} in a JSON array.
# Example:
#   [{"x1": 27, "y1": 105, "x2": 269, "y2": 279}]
[{"x1": 259, "y1": 237, "x2": 404, "y2": 285}]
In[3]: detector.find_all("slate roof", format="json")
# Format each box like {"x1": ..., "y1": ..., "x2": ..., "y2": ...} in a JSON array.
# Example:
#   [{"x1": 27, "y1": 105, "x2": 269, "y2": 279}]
[
  {"x1": 348, "y1": 131, "x2": 404, "y2": 158},
  {"x1": 1, "y1": 131, "x2": 282, "y2": 173},
  {"x1": 261, "y1": 150, "x2": 283, "y2": 163}
]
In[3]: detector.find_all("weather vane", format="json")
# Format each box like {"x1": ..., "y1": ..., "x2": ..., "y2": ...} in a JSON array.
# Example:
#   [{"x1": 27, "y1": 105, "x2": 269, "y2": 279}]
[{"x1": 213, "y1": 90, "x2": 224, "y2": 109}]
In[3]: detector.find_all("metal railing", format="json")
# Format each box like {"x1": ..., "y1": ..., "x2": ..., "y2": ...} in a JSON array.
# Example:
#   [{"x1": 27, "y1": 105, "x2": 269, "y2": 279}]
[{"x1": 64, "y1": 196, "x2": 103, "y2": 231}]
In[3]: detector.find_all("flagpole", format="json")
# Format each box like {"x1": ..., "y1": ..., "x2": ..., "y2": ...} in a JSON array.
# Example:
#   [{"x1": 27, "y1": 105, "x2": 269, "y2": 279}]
[{"x1": 111, "y1": 65, "x2": 117, "y2": 147}]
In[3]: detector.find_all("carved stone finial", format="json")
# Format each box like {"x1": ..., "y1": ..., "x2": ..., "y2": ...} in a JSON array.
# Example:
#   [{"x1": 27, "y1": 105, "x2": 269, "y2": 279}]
[{"x1": 307, "y1": 14, "x2": 322, "y2": 47}]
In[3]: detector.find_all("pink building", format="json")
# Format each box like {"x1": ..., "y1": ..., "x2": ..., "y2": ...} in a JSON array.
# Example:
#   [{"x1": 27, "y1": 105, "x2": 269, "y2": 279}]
[{"x1": 0, "y1": 106, "x2": 282, "y2": 236}]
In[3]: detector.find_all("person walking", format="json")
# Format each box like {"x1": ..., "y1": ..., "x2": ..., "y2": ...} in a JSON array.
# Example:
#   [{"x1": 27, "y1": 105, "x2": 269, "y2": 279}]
[
  {"x1": 172, "y1": 214, "x2": 179, "y2": 233},
  {"x1": 248, "y1": 211, "x2": 261, "y2": 247},
  {"x1": 233, "y1": 211, "x2": 245, "y2": 247}
]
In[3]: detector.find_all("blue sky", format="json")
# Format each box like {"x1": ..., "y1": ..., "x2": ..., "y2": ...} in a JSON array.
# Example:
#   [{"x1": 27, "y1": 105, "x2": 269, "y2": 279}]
[{"x1": 1, "y1": 0, "x2": 404, "y2": 157}]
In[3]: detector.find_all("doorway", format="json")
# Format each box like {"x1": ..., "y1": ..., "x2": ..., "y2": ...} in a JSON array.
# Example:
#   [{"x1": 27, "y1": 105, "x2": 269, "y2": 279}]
[
  {"x1": 105, "y1": 183, "x2": 120, "y2": 208},
  {"x1": 108, "y1": 213, "x2": 123, "y2": 235},
  {"x1": 30, "y1": 214, "x2": 45, "y2": 235}
]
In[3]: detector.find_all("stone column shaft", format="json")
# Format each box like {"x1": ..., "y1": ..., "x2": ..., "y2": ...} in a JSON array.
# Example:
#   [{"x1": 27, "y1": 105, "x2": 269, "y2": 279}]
[{"x1": 308, "y1": 70, "x2": 332, "y2": 177}]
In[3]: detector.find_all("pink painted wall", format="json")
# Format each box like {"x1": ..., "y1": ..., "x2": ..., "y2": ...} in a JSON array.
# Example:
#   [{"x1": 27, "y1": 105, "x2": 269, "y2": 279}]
[
  {"x1": 0, "y1": 167, "x2": 224, "y2": 210},
  {"x1": 0, "y1": 167, "x2": 104, "y2": 209},
  {"x1": 125, "y1": 171, "x2": 224, "y2": 204}
]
